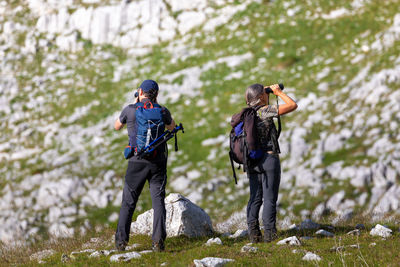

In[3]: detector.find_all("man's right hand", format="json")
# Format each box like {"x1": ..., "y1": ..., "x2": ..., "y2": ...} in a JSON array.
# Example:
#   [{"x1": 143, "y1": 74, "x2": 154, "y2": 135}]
[{"x1": 114, "y1": 118, "x2": 125, "y2": 131}]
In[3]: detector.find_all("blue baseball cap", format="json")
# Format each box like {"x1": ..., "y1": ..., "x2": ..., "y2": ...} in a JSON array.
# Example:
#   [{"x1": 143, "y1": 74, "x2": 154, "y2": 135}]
[{"x1": 139, "y1": 79, "x2": 159, "y2": 92}]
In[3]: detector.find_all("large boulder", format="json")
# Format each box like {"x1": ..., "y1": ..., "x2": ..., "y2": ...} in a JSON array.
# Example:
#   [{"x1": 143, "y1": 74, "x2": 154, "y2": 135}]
[{"x1": 131, "y1": 193, "x2": 213, "y2": 238}]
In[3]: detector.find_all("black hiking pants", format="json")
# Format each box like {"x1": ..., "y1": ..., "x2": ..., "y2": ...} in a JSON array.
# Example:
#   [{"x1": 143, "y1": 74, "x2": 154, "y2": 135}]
[
  {"x1": 246, "y1": 153, "x2": 281, "y2": 231},
  {"x1": 115, "y1": 159, "x2": 167, "y2": 245}
]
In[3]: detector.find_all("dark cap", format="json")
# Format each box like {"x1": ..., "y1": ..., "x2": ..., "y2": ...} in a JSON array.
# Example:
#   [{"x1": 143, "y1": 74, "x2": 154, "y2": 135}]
[{"x1": 139, "y1": 79, "x2": 159, "y2": 92}]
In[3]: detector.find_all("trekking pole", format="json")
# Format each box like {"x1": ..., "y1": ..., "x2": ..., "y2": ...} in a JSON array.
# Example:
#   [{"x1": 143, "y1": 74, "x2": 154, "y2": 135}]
[{"x1": 137, "y1": 123, "x2": 184, "y2": 157}]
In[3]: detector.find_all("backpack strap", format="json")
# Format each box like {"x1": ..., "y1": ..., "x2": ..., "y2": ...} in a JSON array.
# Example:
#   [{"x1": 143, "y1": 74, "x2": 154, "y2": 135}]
[
  {"x1": 276, "y1": 96, "x2": 281, "y2": 138},
  {"x1": 135, "y1": 102, "x2": 144, "y2": 109},
  {"x1": 174, "y1": 132, "x2": 178, "y2": 151},
  {"x1": 143, "y1": 101, "x2": 154, "y2": 109}
]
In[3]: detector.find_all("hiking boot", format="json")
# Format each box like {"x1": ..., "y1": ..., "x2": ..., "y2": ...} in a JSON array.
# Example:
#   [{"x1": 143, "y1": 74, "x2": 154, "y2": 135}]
[
  {"x1": 248, "y1": 227, "x2": 262, "y2": 243},
  {"x1": 264, "y1": 228, "x2": 278, "y2": 243},
  {"x1": 152, "y1": 240, "x2": 165, "y2": 252},
  {"x1": 115, "y1": 240, "x2": 127, "y2": 251}
]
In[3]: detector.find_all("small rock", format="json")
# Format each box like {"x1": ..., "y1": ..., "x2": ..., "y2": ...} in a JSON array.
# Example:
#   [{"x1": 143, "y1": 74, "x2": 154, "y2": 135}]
[
  {"x1": 70, "y1": 249, "x2": 96, "y2": 256},
  {"x1": 95, "y1": 225, "x2": 103, "y2": 232},
  {"x1": 326, "y1": 225, "x2": 335, "y2": 231},
  {"x1": 370, "y1": 224, "x2": 392, "y2": 238},
  {"x1": 89, "y1": 251, "x2": 101, "y2": 258},
  {"x1": 355, "y1": 224, "x2": 365, "y2": 230},
  {"x1": 139, "y1": 250, "x2": 153, "y2": 254},
  {"x1": 241, "y1": 245, "x2": 258, "y2": 253},
  {"x1": 300, "y1": 236, "x2": 313, "y2": 241},
  {"x1": 193, "y1": 257, "x2": 235, "y2": 267},
  {"x1": 347, "y1": 229, "x2": 360, "y2": 236},
  {"x1": 205, "y1": 237, "x2": 223, "y2": 246},
  {"x1": 348, "y1": 244, "x2": 360, "y2": 249},
  {"x1": 88, "y1": 250, "x2": 117, "y2": 257},
  {"x1": 101, "y1": 250, "x2": 117, "y2": 256},
  {"x1": 330, "y1": 246, "x2": 345, "y2": 252},
  {"x1": 277, "y1": 236, "x2": 301, "y2": 246},
  {"x1": 315, "y1": 229, "x2": 334, "y2": 237},
  {"x1": 61, "y1": 254, "x2": 71, "y2": 263},
  {"x1": 125, "y1": 244, "x2": 140, "y2": 251},
  {"x1": 299, "y1": 219, "x2": 320, "y2": 230},
  {"x1": 288, "y1": 224, "x2": 298, "y2": 230},
  {"x1": 90, "y1": 237, "x2": 101, "y2": 243},
  {"x1": 229, "y1": 229, "x2": 248, "y2": 239},
  {"x1": 302, "y1": 252, "x2": 321, "y2": 262},
  {"x1": 161, "y1": 263, "x2": 168, "y2": 266},
  {"x1": 292, "y1": 249, "x2": 306, "y2": 254},
  {"x1": 110, "y1": 252, "x2": 141, "y2": 262},
  {"x1": 369, "y1": 242, "x2": 377, "y2": 247},
  {"x1": 30, "y1": 249, "x2": 56, "y2": 262}
]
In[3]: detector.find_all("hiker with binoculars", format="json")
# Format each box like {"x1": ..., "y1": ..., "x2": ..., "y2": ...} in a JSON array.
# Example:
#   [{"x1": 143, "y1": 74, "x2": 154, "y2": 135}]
[
  {"x1": 114, "y1": 80, "x2": 179, "y2": 252},
  {"x1": 229, "y1": 83, "x2": 297, "y2": 243}
]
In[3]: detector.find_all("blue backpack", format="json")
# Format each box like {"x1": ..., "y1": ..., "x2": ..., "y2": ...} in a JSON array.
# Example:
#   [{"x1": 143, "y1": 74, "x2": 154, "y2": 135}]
[{"x1": 124, "y1": 101, "x2": 165, "y2": 159}]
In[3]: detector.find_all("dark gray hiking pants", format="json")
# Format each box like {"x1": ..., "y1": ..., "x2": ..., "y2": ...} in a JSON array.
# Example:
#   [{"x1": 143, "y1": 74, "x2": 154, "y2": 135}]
[
  {"x1": 115, "y1": 159, "x2": 167, "y2": 244},
  {"x1": 246, "y1": 153, "x2": 281, "y2": 231}
]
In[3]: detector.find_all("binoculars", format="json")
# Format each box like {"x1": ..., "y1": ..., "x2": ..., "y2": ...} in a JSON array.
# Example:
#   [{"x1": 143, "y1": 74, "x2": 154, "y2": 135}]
[
  {"x1": 265, "y1": 83, "x2": 284, "y2": 94},
  {"x1": 134, "y1": 91, "x2": 139, "y2": 98}
]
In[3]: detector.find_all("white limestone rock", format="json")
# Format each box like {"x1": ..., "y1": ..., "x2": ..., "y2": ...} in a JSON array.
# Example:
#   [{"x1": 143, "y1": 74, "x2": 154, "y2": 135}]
[
  {"x1": 312, "y1": 203, "x2": 327, "y2": 220},
  {"x1": 30, "y1": 249, "x2": 56, "y2": 262},
  {"x1": 315, "y1": 229, "x2": 334, "y2": 237},
  {"x1": 88, "y1": 251, "x2": 102, "y2": 258},
  {"x1": 70, "y1": 249, "x2": 96, "y2": 256},
  {"x1": 48, "y1": 223, "x2": 74, "y2": 238},
  {"x1": 125, "y1": 244, "x2": 140, "y2": 251},
  {"x1": 373, "y1": 185, "x2": 400, "y2": 214},
  {"x1": 139, "y1": 250, "x2": 153, "y2": 254},
  {"x1": 347, "y1": 229, "x2": 361, "y2": 236},
  {"x1": 326, "y1": 191, "x2": 345, "y2": 211},
  {"x1": 302, "y1": 252, "x2": 321, "y2": 262},
  {"x1": 228, "y1": 229, "x2": 248, "y2": 239},
  {"x1": 131, "y1": 193, "x2": 213, "y2": 238},
  {"x1": 205, "y1": 237, "x2": 223, "y2": 246},
  {"x1": 109, "y1": 252, "x2": 141, "y2": 262},
  {"x1": 88, "y1": 250, "x2": 117, "y2": 258},
  {"x1": 241, "y1": 245, "x2": 258, "y2": 253},
  {"x1": 194, "y1": 257, "x2": 234, "y2": 267},
  {"x1": 370, "y1": 224, "x2": 392, "y2": 238},
  {"x1": 277, "y1": 236, "x2": 301, "y2": 246}
]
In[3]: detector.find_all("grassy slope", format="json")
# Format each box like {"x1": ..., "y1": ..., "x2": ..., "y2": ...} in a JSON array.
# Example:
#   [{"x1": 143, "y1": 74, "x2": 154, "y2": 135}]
[{"x1": 1, "y1": 220, "x2": 399, "y2": 266}]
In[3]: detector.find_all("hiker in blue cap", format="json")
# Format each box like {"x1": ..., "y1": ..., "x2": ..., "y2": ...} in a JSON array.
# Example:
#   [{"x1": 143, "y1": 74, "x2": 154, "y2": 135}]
[{"x1": 114, "y1": 79, "x2": 176, "y2": 252}]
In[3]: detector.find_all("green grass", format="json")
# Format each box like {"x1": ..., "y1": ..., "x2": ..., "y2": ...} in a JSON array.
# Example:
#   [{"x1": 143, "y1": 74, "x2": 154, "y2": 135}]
[{"x1": 2, "y1": 221, "x2": 399, "y2": 266}]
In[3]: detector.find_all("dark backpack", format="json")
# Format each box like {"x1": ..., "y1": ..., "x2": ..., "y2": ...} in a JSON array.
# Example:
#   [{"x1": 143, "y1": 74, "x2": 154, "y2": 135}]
[
  {"x1": 229, "y1": 107, "x2": 262, "y2": 184},
  {"x1": 228, "y1": 106, "x2": 282, "y2": 184},
  {"x1": 124, "y1": 101, "x2": 165, "y2": 159}
]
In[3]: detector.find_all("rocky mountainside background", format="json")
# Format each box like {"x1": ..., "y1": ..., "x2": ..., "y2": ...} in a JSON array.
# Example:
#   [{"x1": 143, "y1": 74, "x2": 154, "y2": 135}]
[{"x1": 1, "y1": 0, "x2": 400, "y2": 245}]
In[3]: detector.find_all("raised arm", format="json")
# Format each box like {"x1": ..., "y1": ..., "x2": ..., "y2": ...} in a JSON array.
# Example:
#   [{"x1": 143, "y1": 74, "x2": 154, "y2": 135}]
[{"x1": 266, "y1": 84, "x2": 298, "y2": 115}]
